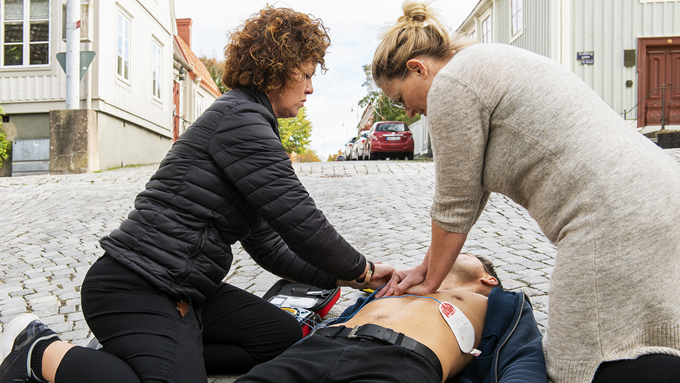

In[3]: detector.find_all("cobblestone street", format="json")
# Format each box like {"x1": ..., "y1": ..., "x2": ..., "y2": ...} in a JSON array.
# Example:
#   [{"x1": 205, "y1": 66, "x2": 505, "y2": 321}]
[{"x1": 2, "y1": 149, "x2": 680, "y2": 382}]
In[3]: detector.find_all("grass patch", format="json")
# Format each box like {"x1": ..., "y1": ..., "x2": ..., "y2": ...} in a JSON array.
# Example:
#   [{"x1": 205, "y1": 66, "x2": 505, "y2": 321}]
[{"x1": 94, "y1": 163, "x2": 156, "y2": 173}]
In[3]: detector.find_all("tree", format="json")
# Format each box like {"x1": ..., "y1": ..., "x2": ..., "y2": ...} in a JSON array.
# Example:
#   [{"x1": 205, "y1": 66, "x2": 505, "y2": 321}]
[
  {"x1": 358, "y1": 64, "x2": 420, "y2": 126},
  {"x1": 278, "y1": 107, "x2": 313, "y2": 155},
  {"x1": 327, "y1": 149, "x2": 343, "y2": 162},
  {"x1": 199, "y1": 56, "x2": 229, "y2": 94},
  {"x1": 297, "y1": 149, "x2": 321, "y2": 163}
]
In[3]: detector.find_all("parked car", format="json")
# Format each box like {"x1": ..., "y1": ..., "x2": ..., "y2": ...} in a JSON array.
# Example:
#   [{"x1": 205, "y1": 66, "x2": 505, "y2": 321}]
[
  {"x1": 350, "y1": 131, "x2": 370, "y2": 160},
  {"x1": 363, "y1": 121, "x2": 414, "y2": 160},
  {"x1": 335, "y1": 155, "x2": 344, "y2": 161},
  {"x1": 344, "y1": 137, "x2": 357, "y2": 160}
]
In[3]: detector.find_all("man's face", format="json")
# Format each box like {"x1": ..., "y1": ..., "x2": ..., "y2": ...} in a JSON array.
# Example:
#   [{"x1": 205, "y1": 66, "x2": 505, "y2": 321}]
[{"x1": 438, "y1": 253, "x2": 489, "y2": 291}]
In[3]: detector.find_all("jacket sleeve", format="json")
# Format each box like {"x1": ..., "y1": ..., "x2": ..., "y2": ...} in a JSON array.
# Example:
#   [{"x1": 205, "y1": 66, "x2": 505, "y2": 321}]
[
  {"x1": 209, "y1": 104, "x2": 366, "y2": 281},
  {"x1": 241, "y1": 222, "x2": 337, "y2": 289},
  {"x1": 497, "y1": 298, "x2": 548, "y2": 383}
]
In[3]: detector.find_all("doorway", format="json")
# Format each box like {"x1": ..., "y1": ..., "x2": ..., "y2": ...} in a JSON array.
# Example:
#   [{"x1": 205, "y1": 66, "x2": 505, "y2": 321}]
[
  {"x1": 172, "y1": 81, "x2": 180, "y2": 142},
  {"x1": 637, "y1": 37, "x2": 680, "y2": 128}
]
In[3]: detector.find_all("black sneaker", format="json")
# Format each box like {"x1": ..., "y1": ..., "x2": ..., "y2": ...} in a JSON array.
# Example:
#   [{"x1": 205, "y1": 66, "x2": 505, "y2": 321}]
[{"x1": 0, "y1": 314, "x2": 58, "y2": 383}]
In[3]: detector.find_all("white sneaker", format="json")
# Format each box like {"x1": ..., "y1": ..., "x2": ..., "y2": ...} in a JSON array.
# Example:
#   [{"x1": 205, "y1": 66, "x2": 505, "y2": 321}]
[{"x1": 0, "y1": 314, "x2": 39, "y2": 363}]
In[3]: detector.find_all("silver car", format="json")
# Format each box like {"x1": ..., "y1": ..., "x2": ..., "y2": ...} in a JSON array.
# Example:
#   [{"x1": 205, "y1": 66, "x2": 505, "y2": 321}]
[
  {"x1": 344, "y1": 137, "x2": 357, "y2": 160},
  {"x1": 350, "y1": 131, "x2": 370, "y2": 160}
]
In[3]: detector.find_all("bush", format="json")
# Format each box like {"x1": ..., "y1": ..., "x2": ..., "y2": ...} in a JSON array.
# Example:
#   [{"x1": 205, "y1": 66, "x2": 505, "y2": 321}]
[
  {"x1": 0, "y1": 107, "x2": 9, "y2": 167},
  {"x1": 0, "y1": 128, "x2": 10, "y2": 166}
]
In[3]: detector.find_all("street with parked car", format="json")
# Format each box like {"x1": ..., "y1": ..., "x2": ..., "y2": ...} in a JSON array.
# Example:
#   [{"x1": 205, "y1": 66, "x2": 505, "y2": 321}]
[{"x1": 344, "y1": 121, "x2": 415, "y2": 161}]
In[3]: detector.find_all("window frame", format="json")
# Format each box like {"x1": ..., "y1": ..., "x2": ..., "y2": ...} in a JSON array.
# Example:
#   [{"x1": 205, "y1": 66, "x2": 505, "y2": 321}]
[
  {"x1": 481, "y1": 14, "x2": 491, "y2": 44},
  {"x1": 151, "y1": 39, "x2": 161, "y2": 100},
  {"x1": 116, "y1": 10, "x2": 131, "y2": 82},
  {"x1": 469, "y1": 29, "x2": 477, "y2": 42},
  {"x1": 2, "y1": 0, "x2": 51, "y2": 67},
  {"x1": 510, "y1": 0, "x2": 523, "y2": 40},
  {"x1": 196, "y1": 94, "x2": 203, "y2": 119}
]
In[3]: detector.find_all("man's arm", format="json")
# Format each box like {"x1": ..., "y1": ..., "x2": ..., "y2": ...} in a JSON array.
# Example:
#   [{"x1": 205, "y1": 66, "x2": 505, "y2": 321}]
[
  {"x1": 495, "y1": 297, "x2": 547, "y2": 383},
  {"x1": 457, "y1": 291, "x2": 546, "y2": 383}
]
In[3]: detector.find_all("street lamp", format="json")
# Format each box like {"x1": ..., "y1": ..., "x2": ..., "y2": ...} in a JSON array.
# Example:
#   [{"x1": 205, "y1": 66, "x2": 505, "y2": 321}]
[
  {"x1": 321, "y1": 136, "x2": 325, "y2": 162},
  {"x1": 351, "y1": 105, "x2": 360, "y2": 130}
]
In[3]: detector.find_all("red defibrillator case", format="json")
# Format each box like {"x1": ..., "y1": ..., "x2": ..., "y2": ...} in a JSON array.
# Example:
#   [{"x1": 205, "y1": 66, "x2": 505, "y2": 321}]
[{"x1": 263, "y1": 280, "x2": 342, "y2": 336}]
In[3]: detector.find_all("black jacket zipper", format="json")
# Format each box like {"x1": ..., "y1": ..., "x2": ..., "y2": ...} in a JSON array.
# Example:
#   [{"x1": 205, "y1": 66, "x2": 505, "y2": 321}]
[
  {"x1": 175, "y1": 228, "x2": 207, "y2": 286},
  {"x1": 493, "y1": 291, "x2": 525, "y2": 383}
]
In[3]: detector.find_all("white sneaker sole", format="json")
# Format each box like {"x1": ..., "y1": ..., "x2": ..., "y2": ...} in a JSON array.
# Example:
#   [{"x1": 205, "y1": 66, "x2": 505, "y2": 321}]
[{"x1": 0, "y1": 314, "x2": 40, "y2": 364}]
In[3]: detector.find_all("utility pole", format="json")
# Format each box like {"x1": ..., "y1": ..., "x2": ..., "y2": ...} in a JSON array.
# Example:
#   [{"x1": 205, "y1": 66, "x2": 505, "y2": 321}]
[{"x1": 65, "y1": 0, "x2": 80, "y2": 109}]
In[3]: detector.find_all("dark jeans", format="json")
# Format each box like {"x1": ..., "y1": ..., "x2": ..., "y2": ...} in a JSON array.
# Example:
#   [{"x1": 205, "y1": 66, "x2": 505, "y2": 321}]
[
  {"x1": 234, "y1": 332, "x2": 442, "y2": 383},
  {"x1": 54, "y1": 255, "x2": 302, "y2": 383},
  {"x1": 593, "y1": 354, "x2": 680, "y2": 383}
]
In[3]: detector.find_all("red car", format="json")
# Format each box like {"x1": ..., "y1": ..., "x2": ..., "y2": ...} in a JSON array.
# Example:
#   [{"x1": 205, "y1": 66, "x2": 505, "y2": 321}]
[{"x1": 363, "y1": 121, "x2": 414, "y2": 160}]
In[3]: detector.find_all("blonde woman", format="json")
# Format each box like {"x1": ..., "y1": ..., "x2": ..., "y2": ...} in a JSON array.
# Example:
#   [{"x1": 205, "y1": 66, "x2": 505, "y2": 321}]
[{"x1": 374, "y1": 1, "x2": 680, "y2": 382}]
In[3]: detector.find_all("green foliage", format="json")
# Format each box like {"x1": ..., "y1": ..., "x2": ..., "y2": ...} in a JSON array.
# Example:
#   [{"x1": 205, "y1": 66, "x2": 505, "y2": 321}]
[
  {"x1": 359, "y1": 91, "x2": 421, "y2": 126},
  {"x1": 278, "y1": 107, "x2": 313, "y2": 155},
  {"x1": 358, "y1": 64, "x2": 420, "y2": 126},
  {"x1": 198, "y1": 56, "x2": 229, "y2": 94},
  {"x1": 0, "y1": 107, "x2": 10, "y2": 166},
  {"x1": 361, "y1": 64, "x2": 376, "y2": 94}
]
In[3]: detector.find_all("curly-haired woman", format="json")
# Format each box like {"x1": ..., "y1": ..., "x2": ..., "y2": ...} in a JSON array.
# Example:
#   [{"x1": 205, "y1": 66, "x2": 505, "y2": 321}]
[{"x1": 0, "y1": 6, "x2": 393, "y2": 383}]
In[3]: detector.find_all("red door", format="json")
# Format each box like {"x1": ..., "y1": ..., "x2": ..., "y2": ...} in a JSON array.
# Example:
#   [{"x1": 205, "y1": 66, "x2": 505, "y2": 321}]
[
  {"x1": 670, "y1": 49, "x2": 680, "y2": 125},
  {"x1": 172, "y1": 80, "x2": 180, "y2": 142},
  {"x1": 644, "y1": 49, "x2": 665, "y2": 126},
  {"x1": 642, "y1": 46, "x2": 680, "y2": 126}
]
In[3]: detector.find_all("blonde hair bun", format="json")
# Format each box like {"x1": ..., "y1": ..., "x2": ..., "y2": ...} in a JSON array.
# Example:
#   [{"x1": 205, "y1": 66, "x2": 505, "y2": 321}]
[
  {"x1": 372, "y1": 0, "x2": 476, "y2": 86},
  {"x1": 399, "y1": 1, "x2": 429, "y2": 24}
]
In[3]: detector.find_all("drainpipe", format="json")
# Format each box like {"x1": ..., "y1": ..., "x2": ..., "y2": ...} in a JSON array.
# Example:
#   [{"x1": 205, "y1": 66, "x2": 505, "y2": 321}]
[
  {"x1": 65, "y1": 0, "x2": 80, "y2": 109},
  {"x1": 85, "y1": 40, "x2": 92, "y2": 109}
]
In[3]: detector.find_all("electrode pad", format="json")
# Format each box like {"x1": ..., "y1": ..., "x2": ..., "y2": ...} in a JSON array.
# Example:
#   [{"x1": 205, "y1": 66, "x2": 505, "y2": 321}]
[{"x1": 439, "y1": 302, "x2": 481, "y2": 356}]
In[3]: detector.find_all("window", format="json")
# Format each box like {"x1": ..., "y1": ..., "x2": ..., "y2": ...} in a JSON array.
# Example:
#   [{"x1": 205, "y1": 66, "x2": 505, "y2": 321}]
[
  {"x1": 3, "y1": 0, "x2": 50, "y2": 66},
  {"x1": 511, "y1": 0, "x2": 523, "y2": 36},
  {"x1": 481, "y1": 15, "x2": 491, "y2": 44},
  {"x1": 117, "y1": 12, "x2": 130, "y2": 80},
  {"x1": 152, "y1": 41, "x2": 161, "y2": 99},
  {"x1": 469, "y1": 29, "x2": 476, "y2": 41},
  {"x1": 196, "y1": 95, "x2": 203, "y2": 118}
]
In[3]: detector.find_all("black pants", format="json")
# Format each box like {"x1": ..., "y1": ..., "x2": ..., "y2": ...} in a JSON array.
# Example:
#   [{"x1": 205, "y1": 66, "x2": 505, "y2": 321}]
[
  {"x1": 54, "y1": 255, "x2": 302, "y2": 383},
  {"x1": 234, "y1": 333, "x2": 442, "y2": 383},
  {"x1": 593, "y1": 354, "x2": 680, "y2": 383}
]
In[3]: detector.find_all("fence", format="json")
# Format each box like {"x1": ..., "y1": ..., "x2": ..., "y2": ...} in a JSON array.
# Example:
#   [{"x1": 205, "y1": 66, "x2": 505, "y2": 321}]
[{"x1": 622, "y1": 84, "x2": 680, "y2": 130}]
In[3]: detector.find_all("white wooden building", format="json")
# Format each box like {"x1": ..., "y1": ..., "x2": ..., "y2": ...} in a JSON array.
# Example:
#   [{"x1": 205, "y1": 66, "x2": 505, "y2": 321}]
[
  {"x1": 173, "y1": 18, "x2": 221, "y2": 141},
  {"x1": 0, "y1": 0, "x2": 220, "y2": 174},
  {"x1": 456, "y1": 0, "x2": 680, "y2": 132}
]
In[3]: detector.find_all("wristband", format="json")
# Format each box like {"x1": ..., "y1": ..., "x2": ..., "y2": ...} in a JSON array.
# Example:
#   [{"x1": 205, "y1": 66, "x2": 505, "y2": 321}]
[{"x1": 356, "y1": 261, "x2": 375, "y2": 284}]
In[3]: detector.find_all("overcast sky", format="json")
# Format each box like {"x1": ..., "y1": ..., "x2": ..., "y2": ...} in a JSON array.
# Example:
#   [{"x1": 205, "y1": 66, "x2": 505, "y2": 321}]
[{"x1": 174, "y1": 0, "x2": 479, "y2": 160}]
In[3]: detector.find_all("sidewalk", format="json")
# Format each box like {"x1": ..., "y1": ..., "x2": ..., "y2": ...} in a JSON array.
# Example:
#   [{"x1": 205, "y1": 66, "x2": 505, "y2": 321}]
[{"x1": 1, "y1": 149, "x2": 679, "y2": 382}]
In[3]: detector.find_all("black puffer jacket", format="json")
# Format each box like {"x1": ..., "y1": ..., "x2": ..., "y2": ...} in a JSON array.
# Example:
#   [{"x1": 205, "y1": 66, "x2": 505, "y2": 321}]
[{"x1": 100, "y1": 88, "x2": 366, "y2": 305}]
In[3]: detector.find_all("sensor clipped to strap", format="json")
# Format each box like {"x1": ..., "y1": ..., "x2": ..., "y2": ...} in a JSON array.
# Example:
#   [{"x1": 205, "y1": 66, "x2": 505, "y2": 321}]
[{"x1": 439, "y1": 302, "x2": 481, "y2": 357}]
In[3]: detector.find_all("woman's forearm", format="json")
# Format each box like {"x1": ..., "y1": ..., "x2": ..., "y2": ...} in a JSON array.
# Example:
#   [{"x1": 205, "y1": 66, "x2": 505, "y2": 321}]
[{"x1": 423, "y1": 220, "x2": 468, "y2": 292}]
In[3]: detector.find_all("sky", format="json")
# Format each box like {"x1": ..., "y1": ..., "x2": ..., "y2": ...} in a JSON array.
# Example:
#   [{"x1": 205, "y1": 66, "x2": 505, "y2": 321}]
[{"x1": 174, "y1": 0, "x2": 480, "y2": 160}]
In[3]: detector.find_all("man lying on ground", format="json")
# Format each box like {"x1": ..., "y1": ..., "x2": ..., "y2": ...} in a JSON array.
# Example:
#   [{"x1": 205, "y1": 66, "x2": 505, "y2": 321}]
[{"x1": 235, "y1": 253, "x2": 546, "y2": 383}]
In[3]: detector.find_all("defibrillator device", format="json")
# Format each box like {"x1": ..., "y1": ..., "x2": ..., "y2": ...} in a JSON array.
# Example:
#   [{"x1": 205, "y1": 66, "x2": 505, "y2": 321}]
[{"x1": 263, "y1": 280, "x2": 342, "y2": 336}]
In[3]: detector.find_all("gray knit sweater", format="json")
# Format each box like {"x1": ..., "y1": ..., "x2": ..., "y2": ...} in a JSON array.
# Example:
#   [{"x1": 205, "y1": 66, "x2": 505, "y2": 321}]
[{"x1": 428, "y1": 43, "x2": 680, "y2": 383}]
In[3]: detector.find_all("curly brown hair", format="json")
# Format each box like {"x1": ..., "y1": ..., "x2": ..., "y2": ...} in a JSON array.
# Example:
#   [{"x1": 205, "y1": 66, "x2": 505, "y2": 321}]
[{"x1": 222, "y1": 6, "x2": 330, "y2": 94}]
